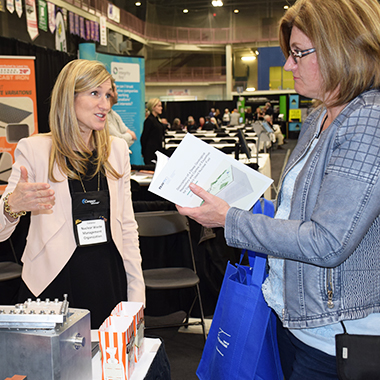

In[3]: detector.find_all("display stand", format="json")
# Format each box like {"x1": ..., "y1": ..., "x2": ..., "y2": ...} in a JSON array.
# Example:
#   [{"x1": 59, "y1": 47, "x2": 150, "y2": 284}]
[{"x1": 92, "y1": 337, "x2": 168, "y2": 380}]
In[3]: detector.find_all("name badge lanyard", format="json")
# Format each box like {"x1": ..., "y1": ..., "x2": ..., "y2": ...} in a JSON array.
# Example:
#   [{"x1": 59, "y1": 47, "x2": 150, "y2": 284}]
[{"x1": 70, "y1": 171, "x2": 111, "y2": 247}]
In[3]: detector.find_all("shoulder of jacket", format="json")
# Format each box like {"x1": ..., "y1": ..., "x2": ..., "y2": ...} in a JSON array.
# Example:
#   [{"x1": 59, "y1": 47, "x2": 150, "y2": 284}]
[
  {"x1": 17, "y1": 133, "x2": 52, "y2": 151},
  {"x1": 110, "y1": 135, "x2": 128, "y2": 152},
  {"x1": 342, "y1": 89, "x2": 380, "y2": 112},
  {"x1": 357, "y1": 89, "x2": 380, "y2": 107}
]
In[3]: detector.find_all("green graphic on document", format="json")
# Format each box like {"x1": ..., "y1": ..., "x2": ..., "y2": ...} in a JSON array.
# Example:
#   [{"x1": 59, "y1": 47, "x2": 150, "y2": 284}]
[{"x1": 207, "y1": 165, "x2": 253, "y2": 204}]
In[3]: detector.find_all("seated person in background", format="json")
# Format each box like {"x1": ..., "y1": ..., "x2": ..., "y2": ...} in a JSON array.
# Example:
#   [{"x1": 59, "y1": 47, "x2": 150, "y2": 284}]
[
  {"x1": 264, "y1": 102, "x2": 274, "y2": 116},
  {"x1": 245, "y1": 107, "x2": 254, "y2": 123},
  {"x1": 264, "y1": 114, "x2": 285, "y2": 148},
  {"x1": 222, "y1": 108, "x2": 230, "y2": 126},
  {"x1": 210, "y1": 117, "x2": 219, "y2": 129},
  {"x1": 160, "y1": 118, "x2": 170, "y2": 130},
  {"x1": 186, "y1": 116, "x2": 198, "y2": 132},
  {"x1": 214, "y1": 109, "x2": 222, "y2": 128},
  {"x1": 171, "y1": 118, "x2": 184, "y2": 131},
  {"x1": 108, "y1": 81, "x2": 137, "y2": 148},
  {"x1": 229, "y1": 109, "x2": 240, "y2": 126},
  {"x1": 253, "y1": 106, "x2": 265, "y2": 121},
  {"x1": 198, "y1": 116, "x2": 206, "y2": 130},
  {"x1": 209, "y1": 107, "x2": 215, "y2": 117},
  {"x1": 273, "y1": 105, "x2": 280, "y2": 123},
  {"x1": 202, "y1": 116, "x2": 216, "y2": 131}
]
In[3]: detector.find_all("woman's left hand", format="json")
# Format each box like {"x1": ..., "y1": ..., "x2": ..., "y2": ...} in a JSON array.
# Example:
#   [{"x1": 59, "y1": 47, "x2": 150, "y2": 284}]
[{"x1": 176, "y1": 183, "x2": 230, "y2": 228}]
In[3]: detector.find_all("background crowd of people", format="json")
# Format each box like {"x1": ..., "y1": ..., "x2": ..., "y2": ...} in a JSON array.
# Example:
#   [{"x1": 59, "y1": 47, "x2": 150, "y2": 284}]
[
  {"x1": 104, "y1": 72, "x2": 286, "y2": 164},
  {"x1": 136, "y1": 101, "x2": 286, "y2": 164}
]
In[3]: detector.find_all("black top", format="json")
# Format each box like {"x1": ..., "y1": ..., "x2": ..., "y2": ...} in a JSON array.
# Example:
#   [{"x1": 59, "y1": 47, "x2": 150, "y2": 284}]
[
  {"x1": 265, "y1": 106, "x2": 274, "y2": 116},
  {"x1": 140, "y1": 114, "x2": 165, "y2": 165},
  {"x1": 202, "y1": 121, "x2": 217, "y2": 131},
  {"x1": 18, "y1": 157, "x2": 128, "y2": 329}
]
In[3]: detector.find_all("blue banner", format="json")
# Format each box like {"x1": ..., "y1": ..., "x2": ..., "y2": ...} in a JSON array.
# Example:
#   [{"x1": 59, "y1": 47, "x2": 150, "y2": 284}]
[{"x1": 289, "y1": 94, "x2": 299, "y2": 109}]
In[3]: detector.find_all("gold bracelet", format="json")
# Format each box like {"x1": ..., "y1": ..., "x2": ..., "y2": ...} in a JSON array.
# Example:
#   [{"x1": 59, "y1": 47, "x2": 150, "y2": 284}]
[{"x1": 3, "y1": 192, "x2": 26, "y2": 219}]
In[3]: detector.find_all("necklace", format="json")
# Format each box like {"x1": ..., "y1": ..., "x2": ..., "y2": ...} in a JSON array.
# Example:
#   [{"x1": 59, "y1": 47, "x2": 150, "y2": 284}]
[
  {"x1": 317, "y1": 114, "x2": 328, "y2": 138},
  {"x1": 77, "y1": 171, "x2": 100, "y2": 193}
]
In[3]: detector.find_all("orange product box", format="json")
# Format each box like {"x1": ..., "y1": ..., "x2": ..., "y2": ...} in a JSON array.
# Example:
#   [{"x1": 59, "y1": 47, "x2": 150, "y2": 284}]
[
  {"x1": 98, "y1": 315, "x2": 135, "y2": 380},
  {"x1": 111, "y1": 302, "x2": 145, "y2": 363}
]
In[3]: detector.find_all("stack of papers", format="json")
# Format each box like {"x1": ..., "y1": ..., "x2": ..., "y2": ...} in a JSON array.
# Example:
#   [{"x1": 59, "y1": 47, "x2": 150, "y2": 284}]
[{"x1": 148, "y1": 133, "x2": 273, "y2": 210}]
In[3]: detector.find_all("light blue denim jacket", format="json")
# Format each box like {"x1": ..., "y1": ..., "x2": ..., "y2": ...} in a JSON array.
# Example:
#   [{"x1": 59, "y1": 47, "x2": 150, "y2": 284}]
[{"x1": 225, "y1": 90, "x2": 380, "y2": 329}]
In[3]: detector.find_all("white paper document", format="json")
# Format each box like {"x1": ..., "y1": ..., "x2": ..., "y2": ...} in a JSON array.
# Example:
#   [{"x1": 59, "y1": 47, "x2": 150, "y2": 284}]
[{"x1": 148, "y1": 133, "x2": 273, "y2": 210}]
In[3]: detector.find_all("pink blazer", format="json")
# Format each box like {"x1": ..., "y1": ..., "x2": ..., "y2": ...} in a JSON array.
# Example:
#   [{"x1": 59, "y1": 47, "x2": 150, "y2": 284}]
[{"x1": 0, "y1": 134, "x2": 145, "y2": 303}]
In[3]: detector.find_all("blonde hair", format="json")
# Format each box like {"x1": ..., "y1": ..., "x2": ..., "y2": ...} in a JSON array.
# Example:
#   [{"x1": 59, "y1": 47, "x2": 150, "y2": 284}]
[
  {"x1": 146, "y1": 98, "x2": 161, "y2": 113},
  {"x1": 279, "y1": 0, "x2": 380, "y2": 108},
  {"x1": 110, "y1": 77, "x2": 118, "y2": 106},
  {"x1": 48, "y1": 59, "x2": 121, "y2": 182}
]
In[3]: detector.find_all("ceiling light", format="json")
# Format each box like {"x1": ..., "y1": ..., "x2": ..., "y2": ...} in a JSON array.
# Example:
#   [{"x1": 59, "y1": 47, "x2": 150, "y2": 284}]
[
  {"x1": 183, "y1": 8, "x2": 188, "y2": 13},
  {"x1": 284, "y1": 5, "x2": 289, "y2": 9},
  {"x1": 246, "y1": 87, "x2": 256, "y2": 92},
  {"x1": 135, "y1": 1, "x2": 141, "y2": 6},
  {"x1": 241, "y1": 56, "x2": 256, "y2": 62},
  {"x1": 212, "y1": 0, "x2": 223, "y2": 7},
  {"x1": 234, "y1": 9, "x2": 239, "y2": 13}
]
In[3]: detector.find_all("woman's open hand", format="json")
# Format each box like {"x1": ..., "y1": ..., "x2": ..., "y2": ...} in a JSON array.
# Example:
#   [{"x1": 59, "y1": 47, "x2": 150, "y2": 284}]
[
  {"x1": 4, "y1": 166, "x2": 55, "y2": 221},
  {"x1": 176, "y1": 183, "x2": 230, "y2": 228}
]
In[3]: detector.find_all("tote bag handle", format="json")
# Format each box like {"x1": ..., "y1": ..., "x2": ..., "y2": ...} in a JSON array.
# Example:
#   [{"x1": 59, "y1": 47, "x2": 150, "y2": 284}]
[{"x1": 240, "y1": 198, "x2": 275, "y2": 284}]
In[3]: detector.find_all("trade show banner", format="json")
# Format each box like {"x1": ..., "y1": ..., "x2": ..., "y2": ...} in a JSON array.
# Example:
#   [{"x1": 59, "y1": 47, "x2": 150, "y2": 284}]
[
  {"x1": 237, "y1": 96, "x2": 245, "y2": 124},
  {"x1": 0, "y1": 56, "x2": 38, "y2": 193},
  {"x1": 79, "y1": 43, "x2": 145, "y2": 165},
  {"x1": 288, "y1": 94, "x2": 301, "y2": 132}
]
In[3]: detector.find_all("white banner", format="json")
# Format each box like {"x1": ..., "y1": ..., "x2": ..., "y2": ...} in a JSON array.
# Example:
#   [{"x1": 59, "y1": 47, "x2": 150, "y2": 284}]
[
  {"x1": 48, "y1": 1, "x2": 55, "y2": 33},
  {"x1": 55, "y1": 11, "x2": 67, "y2": 51},
  {"x1": 15, "y1": 0, "x2": 22, "y2": 17},
  {"x1": 25, "y1": 0, "x2": 39, "y2": 40},
  {"x1": 6, "y1": 0, "x2": 14, "y2": 13},
  {"x1": 107, "y1": 4, "x2": 120, "y2": 23},
  {"x1": 100, "y1": 16, "x2": 107, "y2": 46}
]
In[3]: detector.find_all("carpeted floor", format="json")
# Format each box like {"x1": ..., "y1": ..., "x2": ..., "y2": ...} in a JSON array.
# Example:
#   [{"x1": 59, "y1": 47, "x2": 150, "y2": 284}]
[{"x1": 145, "y1": 314, "x2": 211, "y2": 380}]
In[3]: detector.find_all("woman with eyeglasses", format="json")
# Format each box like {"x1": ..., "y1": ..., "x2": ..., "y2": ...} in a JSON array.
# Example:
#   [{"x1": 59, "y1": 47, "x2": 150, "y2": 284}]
[{"x1": 176, "y1": 0, "x2": 380, "y2": 378}]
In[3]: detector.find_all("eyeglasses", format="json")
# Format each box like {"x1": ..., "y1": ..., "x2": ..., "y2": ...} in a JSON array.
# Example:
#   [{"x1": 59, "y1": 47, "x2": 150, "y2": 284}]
[{"x1": 288, "y1": 48, "x2": 316, "y2": 64}]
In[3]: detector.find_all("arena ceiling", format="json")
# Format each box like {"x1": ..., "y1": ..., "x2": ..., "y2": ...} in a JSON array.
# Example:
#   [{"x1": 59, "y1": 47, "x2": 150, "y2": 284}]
[
  {"x1": 119, "y1": 0, "x2": 297, "y2": 20},
  {"x1": 144, "y1": 0, "x2": 295, "y2": 11}
]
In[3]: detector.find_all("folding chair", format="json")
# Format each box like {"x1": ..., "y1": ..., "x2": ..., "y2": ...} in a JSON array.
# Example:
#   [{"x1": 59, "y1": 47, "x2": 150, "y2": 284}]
[{"x1": 134, "y1": 210, "x2": 207, "y2": 341}]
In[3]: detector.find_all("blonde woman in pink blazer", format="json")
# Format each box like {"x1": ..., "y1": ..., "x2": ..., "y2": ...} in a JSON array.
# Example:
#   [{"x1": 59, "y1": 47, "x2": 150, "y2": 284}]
[{"x1": 0, "y1": 60, "x2": 145, "y2": 328}]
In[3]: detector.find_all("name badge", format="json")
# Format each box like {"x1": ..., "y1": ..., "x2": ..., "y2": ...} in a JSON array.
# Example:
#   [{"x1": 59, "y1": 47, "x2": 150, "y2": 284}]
[{"x1": 76, "y1": 219, "x2": 107, "y2": 246}]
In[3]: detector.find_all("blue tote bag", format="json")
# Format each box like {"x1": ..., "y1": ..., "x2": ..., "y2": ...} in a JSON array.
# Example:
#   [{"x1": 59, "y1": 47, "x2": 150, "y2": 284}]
[{"x1": 197, "y1": 199, "x2": 283, "y2": 380}]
